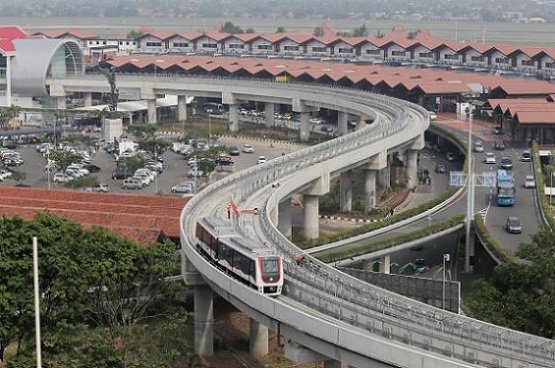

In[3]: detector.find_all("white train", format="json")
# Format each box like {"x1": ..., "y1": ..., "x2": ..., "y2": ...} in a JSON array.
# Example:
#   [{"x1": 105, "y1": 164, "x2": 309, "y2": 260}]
[{"x1": 195, "y1": 216, "x2": 283, "y2": 296}]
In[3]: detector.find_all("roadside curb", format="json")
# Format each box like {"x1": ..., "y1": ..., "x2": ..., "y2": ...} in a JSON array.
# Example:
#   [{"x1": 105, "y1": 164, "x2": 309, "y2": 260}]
[{"x1": 319, "y1": 215, "x2": 382, "y2": 223}]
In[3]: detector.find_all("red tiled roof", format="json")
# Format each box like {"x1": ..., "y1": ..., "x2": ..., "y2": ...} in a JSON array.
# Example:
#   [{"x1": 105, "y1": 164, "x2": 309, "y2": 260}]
[
  {"x1": 0, "y1": 187, "x2": 188, "y2": 246},
  {"x1": 0, "y1": 39, "x2": 16, "y2": 53},
  {"x1": 0, "y1": 26, "x2": 29, "y2": 40}
]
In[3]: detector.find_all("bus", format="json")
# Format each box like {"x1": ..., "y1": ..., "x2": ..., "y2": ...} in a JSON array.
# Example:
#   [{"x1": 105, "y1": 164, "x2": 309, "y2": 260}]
[{"x1": 496, "y1": 169, "x2": 515, "y2": 206}]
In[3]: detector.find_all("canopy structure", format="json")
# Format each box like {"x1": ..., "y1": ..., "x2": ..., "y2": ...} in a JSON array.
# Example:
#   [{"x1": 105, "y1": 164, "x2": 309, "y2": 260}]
[{"x1": 74, "y1": 95, "x2": 194, "y2": 113}]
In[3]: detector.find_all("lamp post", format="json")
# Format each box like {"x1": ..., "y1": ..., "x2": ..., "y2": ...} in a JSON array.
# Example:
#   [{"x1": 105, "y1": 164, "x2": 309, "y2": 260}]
[
  {"x1": 465, "y1": 114, "x2": 474, "y2": 273},
  {"x1": 442, "y1": 253, "x2": 450, "y2": 310},
  {"x1": 154, "y1": 145, "x2": 158, "y2": 194},
  {"x1": 32, "y1": 236, "x2": 42, "y2": 368}
]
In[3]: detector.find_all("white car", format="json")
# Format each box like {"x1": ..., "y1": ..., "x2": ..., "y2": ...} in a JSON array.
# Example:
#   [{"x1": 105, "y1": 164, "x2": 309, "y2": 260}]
[
  {"x1": 53, "y1": 173, "x2": 72, "y2": 183},
  {"x1": 242, "y1": 144, "x2": 254, "y2": 153},
  {"x1": 171, "y1": 181, "x2": 195, "y2": 194},
  {"x1": 484, "y1": 152, "x2": 496, "y2": 164},
  {"x1": 427, "y1": 111, "x2": 437, "y2": 121},
  {"x1": 473, "y1": 142, "x2": 484, "y2": 152},
  {"x1": 257, "y1": 155, "x2": 267, "y2": 165},
  {"x1": 524, "y1": 175, "x2": 536, "y2": 188}
]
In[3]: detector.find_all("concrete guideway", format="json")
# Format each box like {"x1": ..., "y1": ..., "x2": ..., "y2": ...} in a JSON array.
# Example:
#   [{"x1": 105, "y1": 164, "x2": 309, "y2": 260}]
[{"x1": 174, "y1": 80, "x2": 553, "y2": 368}]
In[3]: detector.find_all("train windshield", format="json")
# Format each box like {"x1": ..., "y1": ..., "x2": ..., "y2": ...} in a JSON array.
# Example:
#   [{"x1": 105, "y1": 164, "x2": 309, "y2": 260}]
[{"x1": 261, "y1": 258, "x2": 279, "y2": 276}]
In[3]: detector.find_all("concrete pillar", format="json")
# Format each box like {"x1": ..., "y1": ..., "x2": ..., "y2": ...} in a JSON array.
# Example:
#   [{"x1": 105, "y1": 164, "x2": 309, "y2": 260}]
[
  {"x1": 194, "y1": 285, "x2": 214, "y2": 356},
  {"x1": 229, "y1": 103, "x2": 239, "y2": 133},
  {"x1": 147, "y1": 99, "x2": 157, "y2": 124},
  {"x1": 264, "y1": 102, "x2": 275, "y2": 129},
  {"x1": 178, "y1": 95, "x2": 188, "y2": 121},
  {"x1": 278, "y1": 200, "x2": 292, "y2": 238},
  {"x1": 249, "y1": 318, "x2": 269, "y2": 356},
  {"x1": 299, "y1": 111, "x2": 310, "y2": 142},
  {"x1": 378, "y1": 154, "x2": 391, "y2": 188},
  {"x1": 339, "y1": 171, "x2": 352, "y2": 212},
  {"x1": 302, "y1": 194, "x2": 319, "y2": 239},
  {"x1": 324, "y1": 360, "x2": 342, "y2": 368},
  {"x1": 406, "y1": 149, "x2": 419, "y2": 189},
  {"x1": 363, "y1": 169, "x2": 377, "y2": 213},
  {"x1": 378, "y1": 254, "x2": 391, "y2": 274},
  {"x1": 338, "y1": 111, "x2": 348, "y2": 135},
  {"x1": 83, "y1": 92, "x2": 92, "y2": 107},
  {"x1": 57, "y1": 96, "x2": 66, "y2": 109},
  {"x1": 357, "y1": 115, "x2": 366, "y2": 130}
]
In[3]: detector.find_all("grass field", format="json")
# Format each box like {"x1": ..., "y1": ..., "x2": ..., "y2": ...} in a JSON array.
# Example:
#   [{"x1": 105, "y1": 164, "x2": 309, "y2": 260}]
[{"x1": 3, "y1": 16, "x2": 555, "y2": 47}]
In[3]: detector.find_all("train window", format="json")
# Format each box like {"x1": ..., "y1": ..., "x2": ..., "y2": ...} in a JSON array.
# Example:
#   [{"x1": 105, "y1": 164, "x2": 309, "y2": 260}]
[{"x1": 261, "y1": 258, "x2": 279, "y2": 275}]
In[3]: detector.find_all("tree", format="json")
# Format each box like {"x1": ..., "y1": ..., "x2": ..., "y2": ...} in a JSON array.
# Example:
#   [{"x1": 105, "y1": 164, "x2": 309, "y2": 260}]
[
  {"x1": 0, "y1": 213, "x2": 182, "y2": 365},
  {"x1": 47, "y1": 150, "x2": 83, "y2": 171},
  {"x1": 275, "y1": 26, "x2": 286, "y2": 33},
  {"x1": 126, "y1": 29, "x2": 143, "y2": 40},
  {"x1": 466, "y1": 225, "x2": 555, "y2": 338},
  {"x1": 313, "y1": 26, "x2": 324, "y2": 37},
  {"x1": 245, "y1": 27, "x2": 255, "y2": 34},
  {"x1": 353, "y1": 24, "x2": 368, "y2": 37},
  {"x1": 0, "y1": 105, "x2": 21, "y2": 130},
  {"x1": 220, "y1": 21, "x2": 244, "y2": 34},
  {"x1": 127, "y1": 123, "x2": 158, "y2": 141}
]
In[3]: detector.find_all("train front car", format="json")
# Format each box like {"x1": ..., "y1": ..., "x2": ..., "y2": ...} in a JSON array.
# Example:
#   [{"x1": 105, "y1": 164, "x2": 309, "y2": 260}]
[
  {"x1": 196, "y1": 216, "x2": 283, "y2": 296},
  {"x1": 257, "y1": 255, "x2": 283, "y2": 296}
]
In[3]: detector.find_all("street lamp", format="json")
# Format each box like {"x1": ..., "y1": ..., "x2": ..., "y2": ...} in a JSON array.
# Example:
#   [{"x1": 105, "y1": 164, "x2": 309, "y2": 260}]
[
  {"x1": 442, "y1": 253, "x2": 450, "y2": 310},
  {"x1": 465, "y1": 114, "x2": 474, "y2": 273},
  {"x1": 154, "y1": 145, "x2": 159, "y2": 194}
]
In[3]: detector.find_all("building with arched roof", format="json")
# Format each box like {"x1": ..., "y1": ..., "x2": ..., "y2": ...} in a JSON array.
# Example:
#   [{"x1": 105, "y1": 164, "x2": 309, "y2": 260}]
[{"x1": 0, "y1": 26, "x2": 84, "y2": 107}]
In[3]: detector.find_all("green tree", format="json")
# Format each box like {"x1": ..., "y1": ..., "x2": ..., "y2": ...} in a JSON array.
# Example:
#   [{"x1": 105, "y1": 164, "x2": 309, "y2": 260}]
[
  {"x1": 313, "y1": 26, "x2": 324, "y2": 37},
  {"x1": 0, "y1": 105, "x2": 21, "y2": 130},
  {"x1": 275, "y1": 26, "x2": 286, "y2": 33},
  {"x1": 47, "y1": 150, "x2": 83, "y2": 171},
  {"x1": 127, "y1": 123, "x2": 158, "y2": 141},
  {"x1": 220, "y1": 21, "x2": 244, "y2": 34},
  {"x1": 126, "y1": 29, "x2": 143, "y2": 39},
  {"x1": 245, "y1": 27, "x2": 255, "y2": 34},
  {"x1": 467, "y1": 225, "x2": 555, "y2": 337},
  {"x1": 353, "y1": 24, "x2": 368, "y2": 37}
]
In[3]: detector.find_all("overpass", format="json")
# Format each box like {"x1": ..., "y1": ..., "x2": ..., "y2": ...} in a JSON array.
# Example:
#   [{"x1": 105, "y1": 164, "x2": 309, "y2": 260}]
[{"x1": 44, "y1": 75, "x2": 554, "y2": 367}]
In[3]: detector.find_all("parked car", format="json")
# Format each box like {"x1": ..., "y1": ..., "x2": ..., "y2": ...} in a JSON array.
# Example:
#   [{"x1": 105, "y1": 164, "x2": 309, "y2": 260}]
[
  {"x1": 112, "y1": 168, "x2": 133, "y2": 180},
  {"x1": 171, "y1": 181, "x2": 195, "y2": 194},
  {"x1": 122, "y1": 177, "x2": 144, "y2": 189},
  {"x1": 524, "y1": 175, "x2": 536, "y2": 188},
  {"x1": 53, "y1": 173, "x2": 72, "y2": 183},
  {"x1": 83, "y1": 164, "x2": 101, "y2": 173},
  {"x1": 505, "y1": 216, "x2": 522, "y2": 234},
  {"x1": 484, "y1": 152, "x2": 496, "y2": 164},
  {"x1": 320, "y1": 125, "x2": 334, "y2": 133}
]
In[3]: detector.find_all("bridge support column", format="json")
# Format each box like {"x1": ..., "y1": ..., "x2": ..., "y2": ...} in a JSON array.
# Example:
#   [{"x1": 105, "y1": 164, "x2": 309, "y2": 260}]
[
  {"x1": 249, "y1": 318, "x2": 269, "y2": 356},
  {"x1": 339, "y1": 171, "x2": 352, "y2": 212},
  {"x1": 363, "y1": 169, "x2": 377, "y2": 213},
  {"x1": 147, "y1": 99, "x2": 157, "y2": 124},
  {"x1": 83, "y1": 92, "x2": 92, "y2": 107},
  {"x1": 357, "y1": 115, "x2": 366, "y2": 130},
  {"x1": 378, "y1": 154, "x2": 392, "y2": 188},
  {"x1": 194, "y1": 285, "x2": 214, "y2": 356},
  {"x1": 299, "y1": 112, "x2": 310, "y2": 142},
  {"x1": 303, "y1": 194, "x2": 319, "y2": 239},
  {"x1": 264, "y1": 102, "x2": 275, "y2": 129},
  {"x1": 278, "y1": 199, "x2": 292, "y2": 238},
  {"x1": 178, "y1": 95, "x2": 188, "y2": 121},
  {"x1": 406, "y1": 149, "x2": 418, "y2": 190},
  {"x1": 228, "y1": 104, "x2": 240, "y2": 133},
  {"x1": 338, "y1": 111, "x2": 348, "y2": 135},
  {"x1": 378, "y1": 254, "x2": 391, "y2": 274},
  {"x1": 57, "y1": 96, "x2": 66, "y2": 109}
]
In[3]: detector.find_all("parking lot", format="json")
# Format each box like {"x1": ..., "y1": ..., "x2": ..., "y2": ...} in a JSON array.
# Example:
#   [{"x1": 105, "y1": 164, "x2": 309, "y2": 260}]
[{"x1": 0, "y1": 135, "x2": 303, "y2": 196}]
